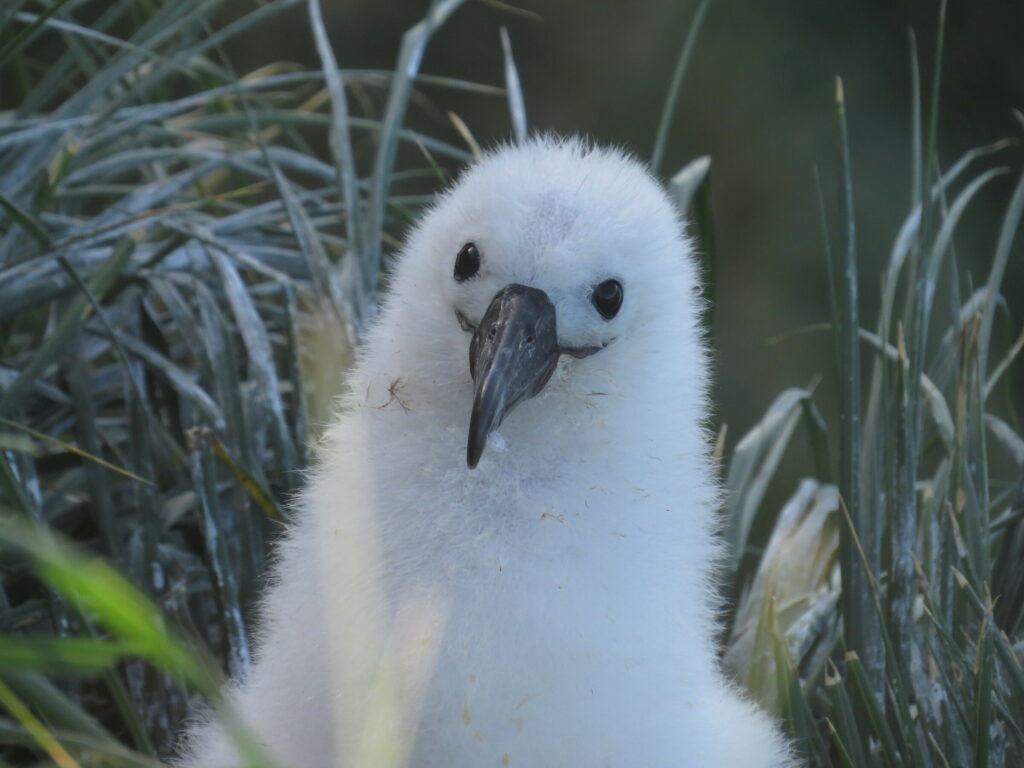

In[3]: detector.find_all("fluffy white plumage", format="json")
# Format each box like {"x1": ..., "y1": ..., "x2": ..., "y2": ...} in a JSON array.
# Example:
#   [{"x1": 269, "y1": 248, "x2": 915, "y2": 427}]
[{"x1": 178, "y1": 137, "x2": 796, "y2": 768}]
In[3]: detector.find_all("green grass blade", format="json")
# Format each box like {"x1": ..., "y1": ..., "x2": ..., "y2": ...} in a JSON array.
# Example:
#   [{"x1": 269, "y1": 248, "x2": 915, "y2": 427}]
[
  {"x1": 0, "y1": 0, "x2": 74, "y2": 67},
  {"x1": 650, "y1": 0, "x2": 713, "y2": 175},
  {"x1": 0, "y1": 636, "x2": 145, "y2": 676},
  {"x1": 669, "y1": 155, "x2": 711, "y2": 216},
  {"x1": 723, "y1": 387, "x2": 813, "y2": 573},
  {"x1": 9, "y1": 9, "x2": 192, "y2": 77},
  {"x1": 908, "y1": 29, "x2": 923, "y2": 210},
  {"x1": 978, "y1": 169, "x2": 1024, "y2": 377},
  {"x1": 0, "y1": 518, "x2": 281, "y2": 766},
  {"x1": 188, "y1": 431, "x2": 251, "y2": 680},
  {"x1": 844, "y1": 652, "x2": 902, "y2": 765},
  {"x1": 923, "y1": 167, "x2": 1007, "y2": 326},
  {"x1": 917, "y1": 0, "x2": 948, "y2": 261},
  {"x1": 63, "y1": 337, "x2": 118, "y2": 554},
  {"x1": 0, "y1": 677, "x2": 82, "y2": 768},
  {"x1": 0, "y1": 417, "x2": 151, "y2": 485},
  {"x1": 110, "y1": 330, "x2": 225, "y2": 430},
  {"x1": 813, "y1": 164, "x2": 841, "y2": 358},
  {"x1": 890, "y1": 321, "x2": 916, "y2": 720},
  {"x1": 0, "y1": 718, "x2": 164, "y2": 767},
  {"x1": 499, "y1": 26, "x2": 528, "y2": 144},
  {"x1": 0, "y1": 192, "x2": 52, "y2": 250},
  {"x1": 984, "y1": 321, "x2": 1024, "y2": 399},
  {"x1": 366, "y1": 0, "x2": 470, "y2": 308},
  {"x1": 834, "y1": 77, "x2": 876, "y2": 690},
  {"x1": 824, "y1": 664, "x2": 869, "y2": 767},
  {"x1": 0, "y1": 671, "x2": 112, "y2": 745},
  {"x1": 307, "y1": 0, "x2": 364, "y2": 286},
  {"x1": 210, "y1": 250, "x2": 298, "y2": 479},
  {"x1": 0, "y1": 237, "x2": 134, "y2": 418},
  {"x1": 972, "y1": 612, "x2": 995, "y2": 767}
]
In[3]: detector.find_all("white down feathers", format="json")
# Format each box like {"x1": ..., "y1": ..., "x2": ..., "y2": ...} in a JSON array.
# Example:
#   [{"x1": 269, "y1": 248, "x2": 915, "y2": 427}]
[{"x1": 177, "y1": 137, "x2": 797, "y2": 768}]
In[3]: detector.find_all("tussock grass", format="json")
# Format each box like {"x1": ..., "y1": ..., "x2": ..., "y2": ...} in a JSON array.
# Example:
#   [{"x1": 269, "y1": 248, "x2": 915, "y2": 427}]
[
  {"x1": 723, "y1": 9, "x2": 1024, "y2": 763},
  {"x1": 0, "y1": 1, "x2": 1021, "y2": 766},
  {"x1": 0, "y1": 0, "x2": 489, "y2": 760}
]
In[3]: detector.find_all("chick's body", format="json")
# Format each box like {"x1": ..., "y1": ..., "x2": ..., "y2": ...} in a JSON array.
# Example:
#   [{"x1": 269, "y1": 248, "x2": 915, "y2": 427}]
[{"x1": 178, "y1": 138, "x2": 795, "y2": 768}]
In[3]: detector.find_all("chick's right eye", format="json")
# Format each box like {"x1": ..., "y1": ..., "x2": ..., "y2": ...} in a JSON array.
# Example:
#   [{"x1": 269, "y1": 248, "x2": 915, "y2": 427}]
[{"x1": 454, "y1": 242, "x2": 481, "y2": 281}]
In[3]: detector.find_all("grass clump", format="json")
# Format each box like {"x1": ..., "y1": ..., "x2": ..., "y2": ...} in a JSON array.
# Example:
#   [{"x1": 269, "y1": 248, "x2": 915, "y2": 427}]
[
  {"x1": 723, "y1": 12, "x2": 1024, "y2": 765},
  {"x1": 0, "y1": 0, "x2": 488, "y2": 760}
]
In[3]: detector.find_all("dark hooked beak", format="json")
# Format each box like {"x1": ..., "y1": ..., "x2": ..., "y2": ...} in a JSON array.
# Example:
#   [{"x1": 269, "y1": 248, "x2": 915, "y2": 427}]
[{"x1": 467, "y1": 284, "x2": 560, "y2": 469}]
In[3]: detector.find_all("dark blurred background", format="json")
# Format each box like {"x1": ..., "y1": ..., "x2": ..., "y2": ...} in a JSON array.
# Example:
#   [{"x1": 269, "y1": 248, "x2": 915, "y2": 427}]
[{"x1": 221, "y1": 0, "x2": 1023, "y2": 501}]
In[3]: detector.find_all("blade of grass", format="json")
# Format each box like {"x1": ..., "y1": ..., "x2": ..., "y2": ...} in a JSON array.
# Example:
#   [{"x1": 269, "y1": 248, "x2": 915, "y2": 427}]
[
  {"x1": 448, "y1": 110, "x2": 482, "y2": 159},
  {"x1": 0, "y1": 720, "x2": 164, "y2": 768},
  {"x1": 0, "y1": 0, "x2": 74, "y2": 67},
  {"x1": 844, "y1": 652, "x2": 902, "y2": 766},
  {"x1": 307, "y1": 0, "x2": 364, "y2": 290},
  {"x1": 878, "y1": 138, "x2": 1014, "y2": 353},
  {"x1": 669, "y1": 155, "x2": 711, "y2": 216},
  {"x1": 281, "y1": 283, "x2": 309, "y2": 464},
  {"x1": 109, "y1": 330, "x2": 225, "y2": 430},
  {"x1": 915, "y1": 0, "x2": 948, "y2": 271},
  {"x1": 723, "y1": 387, "x2": 814, "y2": 573},
  {"x1": 0, "y1": 192, "x2": 53, "y2": 250},
  {"x1": 921, "y1": 167, "x2": 1007, "y2": 344},
  {"x1": 0, "y1": 417, "x2": 152, "y2": 485},
  {"x1": 972, "y1": 610, "x2": 995, "y2": 767},
  {"x1": 893, "y1": 19, "x2": 950, "y2": 639},
  {"x1": 984, "y1": 321, "x2": 1024, "y2": 399},
  {"x1": 366, "y1": 0, "x2": 470, "y2": 311},
  {"x1": 0, "y1": 678, "x2": 80, "y2": 768},
  {"x1": 210, "y1": 435, "x2": 283, "y2": 524},
  {"x1": 0, "y1": 517, "x2": 281, "y2": 767},
  {"x1": 0, "y1": 637, "x2": 146, "y2": 675},
  {"x1": 188, "y1": 430, "x2": 251, "y2": 680},
  {"x1": 0, "y1": 237, "x2": 135, "y2": 418},
  {"x1": 0, "y1": 672, "x2": 112, "y2": 744},
  {"x1": 834, "y1": 76, "x2": 875, "y2": 691},
  {"x1": 977, "y1": 169, "x2": 1024, "y2": 377},
  {"x1": 8, "y1": 10, "x2": 195, "y2": 78},
  {"x1": 650, "y1": 0, "x2": 713, "y2": 175},
  {"x1": 210, "y1": 250, "x2": 298, "y2": 479},
  {"x1": 476, "y1": 0, "x2": 541, "y2": 21},
  {"x1": 890, "y1": 323, "x2": 916, "y2": 727},
  {"x1": 908, "y1": 28, "x2": 922, "y2": 210},
  {"x1": 499, "y1": 27, "x2": 527, "y2": 144},
  {"x1": 64, "y1": 336, "x2": 118, "y2": 555},
  {"x1": 824, "y1": 663, "x2": 869, "y2": 767}
]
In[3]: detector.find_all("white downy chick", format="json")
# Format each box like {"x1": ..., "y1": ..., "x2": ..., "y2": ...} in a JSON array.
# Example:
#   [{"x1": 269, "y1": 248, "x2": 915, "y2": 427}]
[{"x1": 178, "y1": 137, "x2": 797, "y2": 768}]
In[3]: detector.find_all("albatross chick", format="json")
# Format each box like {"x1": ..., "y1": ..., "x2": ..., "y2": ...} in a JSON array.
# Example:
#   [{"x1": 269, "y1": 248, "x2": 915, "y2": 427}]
[{"x1": 178, "y1": 137, "x2": 796, "y2": 768}]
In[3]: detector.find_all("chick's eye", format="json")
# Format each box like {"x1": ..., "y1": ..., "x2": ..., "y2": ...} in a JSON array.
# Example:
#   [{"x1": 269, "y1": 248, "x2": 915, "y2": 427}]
[
  {"x1": 591, "y1": 279, "x2": 623, "y2": 320},
  {"x1": 454, "y1": 242, "x2": 480, "y2": 281}
]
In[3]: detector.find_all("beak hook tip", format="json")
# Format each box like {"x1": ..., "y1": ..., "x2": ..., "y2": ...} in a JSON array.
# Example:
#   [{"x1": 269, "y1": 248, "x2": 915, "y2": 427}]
[{"x1": 467, "y1": 443, "x2": 482, "y2": 470}]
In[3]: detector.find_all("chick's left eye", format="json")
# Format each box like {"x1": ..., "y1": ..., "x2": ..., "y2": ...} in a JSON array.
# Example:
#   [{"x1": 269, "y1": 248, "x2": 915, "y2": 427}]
[
  {"x1": 591, "y1": 279, "x2": 623, "y2": 320},
  {"x1": 454, "y1": 242, "x2": 481, "y2": 281}
]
